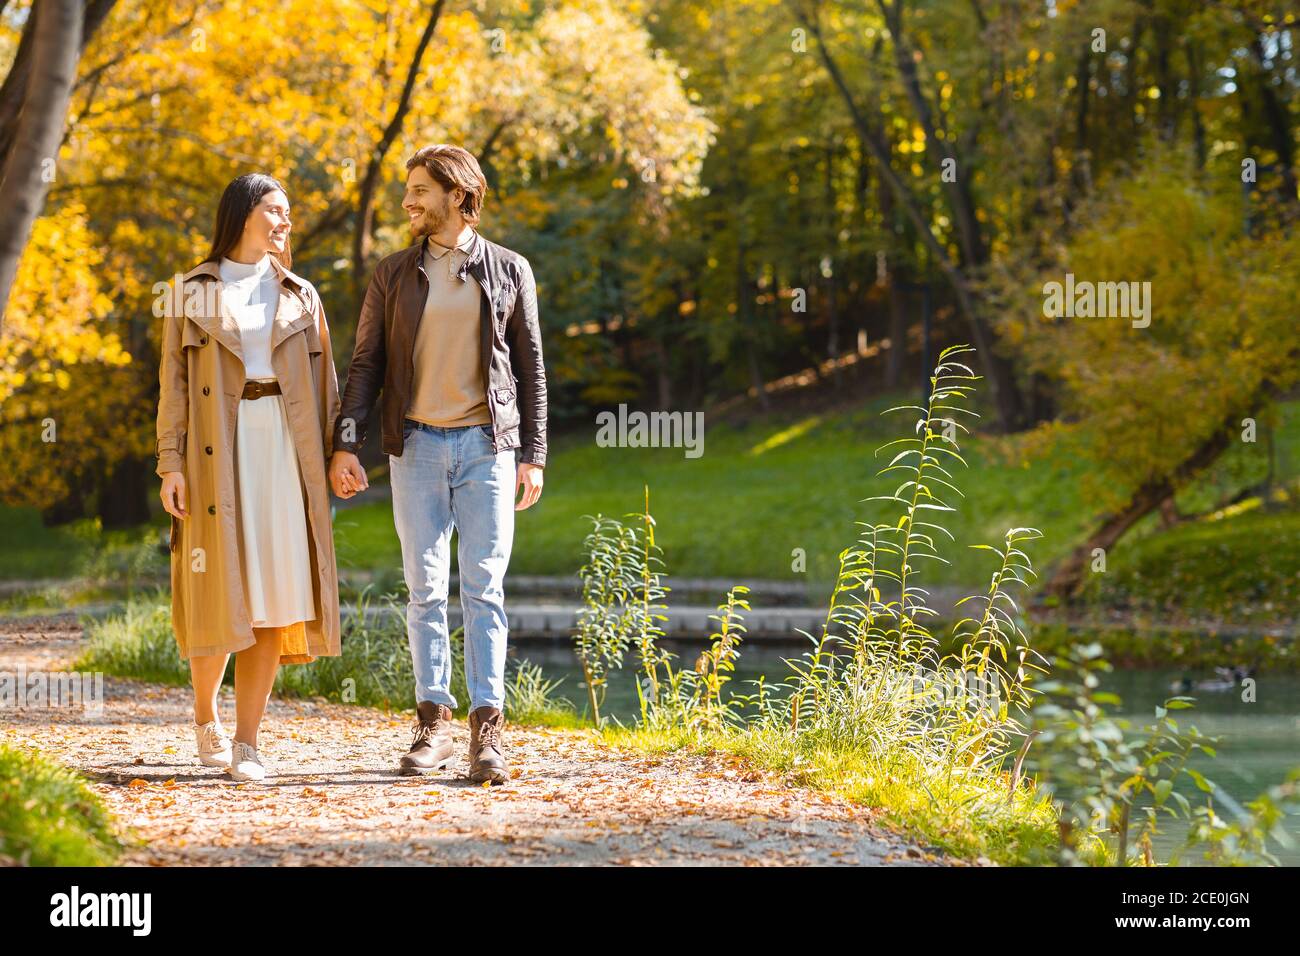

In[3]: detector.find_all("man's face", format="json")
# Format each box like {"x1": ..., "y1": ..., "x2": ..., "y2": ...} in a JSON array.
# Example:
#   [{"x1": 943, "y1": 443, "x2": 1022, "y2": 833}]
[{"x1": 402, "y1": 166, "x2": 458, "y2": 239}]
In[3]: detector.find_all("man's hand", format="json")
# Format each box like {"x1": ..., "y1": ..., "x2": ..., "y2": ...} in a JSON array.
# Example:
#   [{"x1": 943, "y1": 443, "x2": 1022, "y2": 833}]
[
  {"x1": 515, "y1": 462, "x2": 543, "y2": 510},
  {"x1": 329, "y1": 450, "x2": 369, "y2": 499}
]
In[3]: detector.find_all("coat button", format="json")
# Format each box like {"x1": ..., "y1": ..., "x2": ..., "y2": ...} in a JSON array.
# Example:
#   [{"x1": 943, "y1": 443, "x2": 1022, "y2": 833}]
[
  {"x1": 207, "y1": 505, "x2": 216, "y2": 515},
  {"x1": 205, "y1": 446, "x2": 213, "y2": 455},
  {"x1": 202, "y1": 386, "x2": 210, "y2": 396},
  {"x1": 199, "y1": 336, "x2": 207, "y2": 345}
]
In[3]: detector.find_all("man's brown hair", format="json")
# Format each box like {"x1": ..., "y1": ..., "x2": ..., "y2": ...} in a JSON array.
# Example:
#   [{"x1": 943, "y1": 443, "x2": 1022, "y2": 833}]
[{"x1": 405, "y1": 144, "x2": 488, "y2": 226}]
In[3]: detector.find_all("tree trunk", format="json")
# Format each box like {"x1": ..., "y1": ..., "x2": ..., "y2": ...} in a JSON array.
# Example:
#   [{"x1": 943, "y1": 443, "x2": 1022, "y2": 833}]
[
  {"x1": 0, "y1": 0, "x2": 115, "y2": 165},
  {"x1": 1249, "y1": 36, "x2": 1299, "y2": 208},
  {"x1": 824, "y1": 137, "x2": 839, "y2": 363},
  {"x1": 97, "y1": 455, "x2": 151, "y2": 529},
  {"x1": 41, "y1": 482, "x2": 86, "y2": 526},
  {"x1": 877, "y1": 0, "x2": 986, "y2": 268},
  {"x1": 0, "y1": 0, "x2": 84, "y2": 327},
  {"x1": 735, "y1": 231, "x2": 769, "y2": 410},
  {"x1": 792, "y1": 0, "x2": 1026, "y2": 430},
  {"x1": 1045, "y1": 415, "x2": 1238, "y2": 598},
  {"x1": 887, "y1": 266, "x2": 907, "y2": 388}
]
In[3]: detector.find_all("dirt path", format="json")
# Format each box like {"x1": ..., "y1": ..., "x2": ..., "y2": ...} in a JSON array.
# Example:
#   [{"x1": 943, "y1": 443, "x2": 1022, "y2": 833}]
[{"x1": 1, "y1": 617, "x2": 953, "y2": 866}]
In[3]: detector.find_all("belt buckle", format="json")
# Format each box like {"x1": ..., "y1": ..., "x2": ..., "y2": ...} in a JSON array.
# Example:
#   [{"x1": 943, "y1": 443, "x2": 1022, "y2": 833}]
[{"x1": 246, "y1": 381, "x2": 265, "y2": 400}]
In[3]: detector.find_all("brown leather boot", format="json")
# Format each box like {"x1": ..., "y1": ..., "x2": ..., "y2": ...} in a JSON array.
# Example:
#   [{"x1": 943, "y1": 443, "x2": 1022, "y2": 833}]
[
  {"x1": 398, "y1": 701, "x2": 455, "y2": 775},
  {"x1": 468, "y1": 706, "x2": 508, "y2": 784}
]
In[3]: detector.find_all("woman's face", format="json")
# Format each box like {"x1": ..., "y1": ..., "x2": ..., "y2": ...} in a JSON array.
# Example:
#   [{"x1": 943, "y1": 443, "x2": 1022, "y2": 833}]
[{"x1": 245, "y1": 189, "x2": 291, "y2": 254}]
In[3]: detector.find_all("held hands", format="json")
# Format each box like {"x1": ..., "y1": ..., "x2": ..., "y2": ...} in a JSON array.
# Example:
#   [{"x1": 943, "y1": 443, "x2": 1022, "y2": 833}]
[
  {"x1": 329, "y1": 451, "x2": 369, "y2": 499},
  {"x1": 160, "y1": 472, "x2": 188, "y2": 519},
  {"x1": 328, "y1": 450, "x2": 538, "y2": 507}
]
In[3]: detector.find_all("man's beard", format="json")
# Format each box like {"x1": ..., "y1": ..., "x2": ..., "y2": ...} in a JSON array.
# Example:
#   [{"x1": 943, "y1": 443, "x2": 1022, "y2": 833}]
[{"x1": 411, "y1": 196, "x2": 452, "y2": 239}]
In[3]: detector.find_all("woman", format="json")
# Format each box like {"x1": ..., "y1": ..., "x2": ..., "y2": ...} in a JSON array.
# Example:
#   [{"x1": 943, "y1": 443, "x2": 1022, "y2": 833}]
[{"x1": 155, "y1": 173, "x2": 342, "y2": 782}]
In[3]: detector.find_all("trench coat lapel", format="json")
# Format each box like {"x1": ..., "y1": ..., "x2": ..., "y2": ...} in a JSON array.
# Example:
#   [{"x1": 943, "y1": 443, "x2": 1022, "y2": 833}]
[
  {"x1": 267, "y1": 257, "x2": 315, "y2": 352},
  {"x1": 269, "y1": 287, "x2": 313, "y2": 352},
  {"x1": 180, "y1": 262, "x2": 244, "y2": 363},
  {"x1": 181, "y1": 258, "x2": 314, "y2": 362}
]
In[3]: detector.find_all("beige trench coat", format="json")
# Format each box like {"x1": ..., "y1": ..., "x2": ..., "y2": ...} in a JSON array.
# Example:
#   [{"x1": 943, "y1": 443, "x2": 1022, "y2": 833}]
[{"x1": 155, "y1": 257, "x2": 342, "y2": 662}]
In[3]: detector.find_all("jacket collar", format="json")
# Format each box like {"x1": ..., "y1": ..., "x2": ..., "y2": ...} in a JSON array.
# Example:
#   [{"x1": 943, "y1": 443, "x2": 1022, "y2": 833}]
[
  {"x1": 411, "y1": 228, "x2": 485, "y2": 282},
  {"x1": 183, "y1": 254, "x2": 311, "y2": 292},
  {"x1": 179, "y1": 255, "x2": 314, "y2": 364}
]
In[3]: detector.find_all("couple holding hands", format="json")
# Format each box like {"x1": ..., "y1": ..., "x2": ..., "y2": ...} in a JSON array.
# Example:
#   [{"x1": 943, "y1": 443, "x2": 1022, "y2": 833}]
[{"x1": 155, "y1": 144, "x2": 546, "y2": 785}]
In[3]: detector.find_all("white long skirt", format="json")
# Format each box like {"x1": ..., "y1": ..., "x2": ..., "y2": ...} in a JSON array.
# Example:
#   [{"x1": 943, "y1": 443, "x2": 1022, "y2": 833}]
[{"x1": 233, "y1": 385, "x2": 317, "y2": 628}]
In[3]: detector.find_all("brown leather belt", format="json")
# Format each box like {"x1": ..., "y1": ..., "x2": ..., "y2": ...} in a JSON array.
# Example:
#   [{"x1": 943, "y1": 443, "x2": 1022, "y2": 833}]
[{"x1": 241, "y1": 380, "x2": 282, "y2": 400}]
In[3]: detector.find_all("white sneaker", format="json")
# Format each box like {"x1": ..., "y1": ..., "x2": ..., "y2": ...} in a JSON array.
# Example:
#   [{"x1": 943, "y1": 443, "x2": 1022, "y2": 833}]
[
  {"x1": 228, "y1": 740, "x2": 266, "y2": 782},
  {"x1": 195, "y1": 719, "x2": 232, "y2": 768}
]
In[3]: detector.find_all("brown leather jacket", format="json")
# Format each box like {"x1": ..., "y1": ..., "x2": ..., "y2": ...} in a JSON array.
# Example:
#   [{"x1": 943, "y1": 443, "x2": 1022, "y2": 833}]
[{"x1": 334, "y1": 230, "x2": 547, "y2": 466}]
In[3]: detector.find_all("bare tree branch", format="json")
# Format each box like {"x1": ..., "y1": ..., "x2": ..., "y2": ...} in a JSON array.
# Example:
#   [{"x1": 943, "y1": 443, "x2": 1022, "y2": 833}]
[{"x1": 352, "y1": 0, "x2": 447, "y2": 280}]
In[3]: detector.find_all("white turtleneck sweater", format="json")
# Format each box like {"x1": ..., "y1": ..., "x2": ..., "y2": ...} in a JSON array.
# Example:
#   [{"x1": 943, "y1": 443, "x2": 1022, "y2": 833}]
[{"x1": 219, "y1": 254, "x2": 279, "y2": 380}]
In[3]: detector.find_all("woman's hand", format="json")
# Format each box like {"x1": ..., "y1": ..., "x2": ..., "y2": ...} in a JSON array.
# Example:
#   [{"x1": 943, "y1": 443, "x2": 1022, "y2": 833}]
[
  {"x1": 329, "y1": 451, "x2": 368, "y2": 499},
  {"x1": 160, "y1": 471, "x2": 188, "y2": 519}
]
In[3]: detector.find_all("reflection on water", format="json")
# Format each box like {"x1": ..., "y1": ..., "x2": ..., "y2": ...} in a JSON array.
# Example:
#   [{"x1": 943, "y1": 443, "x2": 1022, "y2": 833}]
[{"x1": 508, "y1": 639, "x2": 1300, "y2": 865}]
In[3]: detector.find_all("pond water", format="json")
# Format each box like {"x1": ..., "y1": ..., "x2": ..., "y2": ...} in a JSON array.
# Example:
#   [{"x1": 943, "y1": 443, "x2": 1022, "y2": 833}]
[{"x1": 508, "y1": 640, "x2": 1300, "y2": 865}]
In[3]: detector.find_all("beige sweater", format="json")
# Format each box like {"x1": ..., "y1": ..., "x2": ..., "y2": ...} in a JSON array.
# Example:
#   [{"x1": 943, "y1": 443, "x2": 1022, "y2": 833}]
[{"x1": 406, "y1": 236, "x2": 492, "y2": 428}]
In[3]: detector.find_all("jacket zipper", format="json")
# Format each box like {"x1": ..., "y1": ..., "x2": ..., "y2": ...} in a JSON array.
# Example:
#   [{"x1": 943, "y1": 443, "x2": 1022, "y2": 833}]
[{"x1": 470, "y1": 268, "x2": 498, "y2": 452}]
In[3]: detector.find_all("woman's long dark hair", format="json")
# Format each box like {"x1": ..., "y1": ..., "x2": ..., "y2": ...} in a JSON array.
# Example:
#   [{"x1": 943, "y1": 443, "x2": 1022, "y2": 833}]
[{"x1": 203, "y1": 173, "x2": 292, "y2": 268}]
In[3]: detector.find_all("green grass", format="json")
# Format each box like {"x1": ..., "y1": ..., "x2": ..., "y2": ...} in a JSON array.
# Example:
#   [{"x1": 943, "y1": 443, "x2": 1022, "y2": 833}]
[
  {"x1": 77, "y1": 591, "x2": 582, "y2": 728},
  {"x1": 1078, "y1": 503, "x2": 1300, "y2": 626},
  {"x1": 334, "y1": 392, "x2": 1101, "y2": 606},
  {"x1": 6, "y1": 396, "x2": 1297, "y2": 625},
  {"x1": 0, "y1": 743, "x2": 121, "y2": 866},
  {"x1": 0, "y1": 508, "x2": 98, "y2": 579}
]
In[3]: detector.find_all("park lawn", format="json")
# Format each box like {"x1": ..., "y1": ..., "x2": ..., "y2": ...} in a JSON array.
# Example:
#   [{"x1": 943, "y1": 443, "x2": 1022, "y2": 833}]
[
  {"x1": 0, "y1": 507, "x2": 98, "y2": 580},
  {"x1": 4, "y1": 396, "x2": 1296, "y2": 624},
  {"x1": 1078, "y1": 504, "x2": 1300, "y2": 626},
  {"x1": 1068, "y1": 399, "x2": 1300, "y2": 625},
  {"x1": 334, "y1": 392, "x2": 1099, "y2": 605}
]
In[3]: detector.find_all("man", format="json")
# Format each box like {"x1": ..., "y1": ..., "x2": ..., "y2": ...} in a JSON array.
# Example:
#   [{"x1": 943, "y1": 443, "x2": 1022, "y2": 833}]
[{"x1": 329, "y1": 144, "x2": 546, "y2": 785}]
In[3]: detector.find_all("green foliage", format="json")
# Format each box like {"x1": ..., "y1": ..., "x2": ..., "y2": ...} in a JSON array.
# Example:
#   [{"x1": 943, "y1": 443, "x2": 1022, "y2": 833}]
[
  {"x1": 576, "y1": 482, "x2": 762, "y2": 733},
  {"x1": 74, "y1": 526, "x2": 169, "y2": 594},
  {"x1": 740, "y1": 347, "x2": 1049, "y2": 824},
  {"x1": 1027, "y1": 643, "x2": 1218, "y2": 865},
  {"x1": 689, "y1": 585, "x2": 750, "y2": 730},
  {"x1": 77, "y1": 591, "x2": 191, "y2": 686},
  {"x1": 992, "y1": 159, "x2": 1300, "y2": 512},
  {"x1": 1180, "y1": 768, "x2": 1300, "y2": 866},
  {"x1": 0, "y1": 743, "x2": 120, "y2": 866},
  {"x1": 574, "y1": 511, "x2": 653, "y2": 724},
  {"x1": 502, "y1": 659, "x2": 580, "y2": 729},
  {"x1": 80, "y1": 587, "x2": 577, "y2": 723}
]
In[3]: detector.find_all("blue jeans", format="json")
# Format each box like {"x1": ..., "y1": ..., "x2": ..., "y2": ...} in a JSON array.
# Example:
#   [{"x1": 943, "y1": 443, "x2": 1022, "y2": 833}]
[{"x1": 389, "y1": 419, "x2": 519, "y2": 712}]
